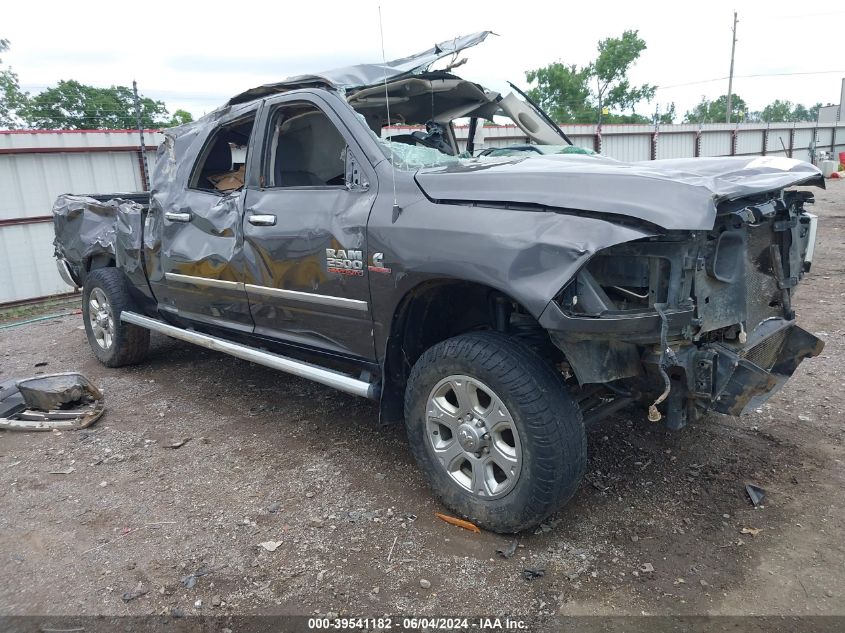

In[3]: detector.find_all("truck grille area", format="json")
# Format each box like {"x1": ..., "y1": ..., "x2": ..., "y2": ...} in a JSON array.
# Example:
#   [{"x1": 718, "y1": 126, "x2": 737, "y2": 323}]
[
  {"x1": 743, "y1": 325, "x2": 790, "y2": 370},
  {"x1": 745, "y1": 223, "x2": 784, "y2": 333}
]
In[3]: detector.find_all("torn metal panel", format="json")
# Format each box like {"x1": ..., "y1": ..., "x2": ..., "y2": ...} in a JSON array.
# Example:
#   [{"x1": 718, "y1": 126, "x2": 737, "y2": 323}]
[
  {"x1": 52, "y1": 194, "x2": 147, "y2": 280},
  {"x1": 145, "y1": 103, "x2": 259, "y2": 330},
  {"x1": 347, "y1": 75, "x2": 500, "y2": 124},
  {"x1": 227, "y1": 32, "x2": 494, "y2": 104},
  {"x1": 0, "y1": 373, "x2": 104, "y2": 432},
  {"x1": 52, "y1": 195, "x2": 118, "y2": 269}
]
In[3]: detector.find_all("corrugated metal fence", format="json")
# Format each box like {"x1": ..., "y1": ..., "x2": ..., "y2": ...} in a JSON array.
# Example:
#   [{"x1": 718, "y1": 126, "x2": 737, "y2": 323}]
[
  {"x1": 0, "y1": 130, "x2": 161, "y2": 304},
  {"x1": 452, "y1": 121, "x2": 845, "y2": 164},
  {"x1": 2, "y1": 122, "x2": 844, "y2": 305}
]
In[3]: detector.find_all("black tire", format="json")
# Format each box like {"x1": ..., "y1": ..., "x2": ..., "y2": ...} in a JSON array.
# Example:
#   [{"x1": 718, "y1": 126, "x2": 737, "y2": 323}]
[
  {"x1": 404, "y1": 331, "x2": 586, "y2": 533},
  {"x1": 82, "y1": 268, "x2": 150, "y2": 367}
]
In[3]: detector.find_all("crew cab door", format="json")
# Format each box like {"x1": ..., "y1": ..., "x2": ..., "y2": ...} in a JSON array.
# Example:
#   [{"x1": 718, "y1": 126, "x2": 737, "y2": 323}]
[
  {"x1": 241, "y1": 94, "x2": 377, "y2": 359},
  {"x1": 149, "y1": 109, "x2": 258, "y2": 332}
]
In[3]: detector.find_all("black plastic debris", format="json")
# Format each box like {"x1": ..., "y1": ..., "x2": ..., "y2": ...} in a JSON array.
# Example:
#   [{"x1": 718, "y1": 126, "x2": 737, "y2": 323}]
[
  {"x1": 0, "y1": 373, "x2": 104, "y2": 431},
  {"x1": 522, "y1": 567, "x2": 545, "y2": 581},
  {"x1": 746, "y1": 483, "x2": 766, "y2": 506}
]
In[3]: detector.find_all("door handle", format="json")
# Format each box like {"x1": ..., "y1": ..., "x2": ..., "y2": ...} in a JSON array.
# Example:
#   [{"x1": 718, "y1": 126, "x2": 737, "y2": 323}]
[
  {"x1": 248, "y1": 214, "x2": 277, "y2": 226},
  {"x1": 164, "y1": 211, "x2": 192, "y2": 222}
]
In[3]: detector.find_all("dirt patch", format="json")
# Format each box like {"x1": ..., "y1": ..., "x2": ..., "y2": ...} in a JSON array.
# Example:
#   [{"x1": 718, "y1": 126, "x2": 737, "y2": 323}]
[{"x1": 1, "y1": 183, "x2": 843, "y2": 618}]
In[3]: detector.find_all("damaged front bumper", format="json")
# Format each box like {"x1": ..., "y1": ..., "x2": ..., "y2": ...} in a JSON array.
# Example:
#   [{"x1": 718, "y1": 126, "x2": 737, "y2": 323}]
[
  {"x1": 0, "y1": 373, "x2": 104, "y2": 431},
  {"x1": 695, "y1": 319, "x2": 824, "y2": 416},
  {"x1": 540, "y1": 301, "x2": 824, "y2": 426}
]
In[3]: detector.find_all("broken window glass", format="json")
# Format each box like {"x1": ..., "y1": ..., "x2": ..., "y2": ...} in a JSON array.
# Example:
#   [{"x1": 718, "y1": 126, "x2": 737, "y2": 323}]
[{"x1": 190, "y1": 116, "x2": 255, "y2": 192}]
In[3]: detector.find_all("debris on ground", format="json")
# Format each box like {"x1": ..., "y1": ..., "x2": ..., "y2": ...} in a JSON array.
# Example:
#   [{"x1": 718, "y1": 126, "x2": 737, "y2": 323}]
[
  {"x1": 0, "y1": 373, "x2": 104, "y2": 431},
  {"x1": 419, "y1": 578, "x2": 431, "y2": 589},
  {"x1": 746, "y1": 483, "x2": 766, "y2": 506},
  {"x1": 640, "y1": 562, "x2": 655, "y2": 573},
  {"x1": 522, "y1": 568, "x2": 545, "y2": 581},
  {"x1": 164, "y1": 437, "x2": 191, "y2": 449},
  {"x1": 49, "y1": 467, "x2": 75, "y2": 475},
  {"x1": 182, "y1": 575, "x2": 198, "y2": 589},
  {"x1": 435, "y1": 512, "x2": 480, "y2": 533},
  {"x1": 258, "y1": 540, "x2": 283, "y2": 552},
  {"x1": 181, "y1": 564, "x2": 224, "y2": 589},
  {"x1": 496, "y1": 539, "x2": 519, "y2": 559},
  {"x1": 121, "y1": 582, "x2": 148, "y2": 603},
  {"x1": 740, "y1": 527, "x2": 762, "y2": 536}
]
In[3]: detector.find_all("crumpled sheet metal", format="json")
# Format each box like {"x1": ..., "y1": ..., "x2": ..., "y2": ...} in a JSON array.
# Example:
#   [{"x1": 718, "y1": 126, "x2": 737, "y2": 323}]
[
  {"x1": 52, "y1": 195, "x2": 117, "y2": 266},
  {"x1": 52, "y1": 195, "x2": 145, "y2": 271},
  {"x1": 0, "y1": 373, "x2": 105, "y2": 432},
  {"x1": 227, "y1": 31, "x2": 493, "y2": 105},
  {"x1": 148, "y1": 105, "x2": 254, "y2": 291}
]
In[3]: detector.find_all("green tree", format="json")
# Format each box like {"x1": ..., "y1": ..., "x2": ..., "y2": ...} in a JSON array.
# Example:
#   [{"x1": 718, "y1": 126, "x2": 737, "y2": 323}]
[
  {"x1": 168, "y1": 108, "x2": 194, "y2": 127},
  {"x1": 525, "y1": 63, "x2": 592, "y2": 123},
  {"x1": 0, "y1": 39, "x2": 29, "y2": 129},
  {"x1": 525, "y1": 30, "x2": 656, "y2": 124},
  {"x1": 684, "y1": 94, "x2": 747, "y2": 123},
  {"x1": 657, "y1": 102, "x2": 676, "y2": 124},
  {"x1": 22, "y1": 80, "x2": 171, "y2": 129},
  {"x1": 791, "y1": 102, "x2": 823, "y2": 122},
  {"x1": 593, "y1": 30, "x2": 656, "y2": 125},
  {"x1": 761, "y1": 99, "x2": 794, "y2": 122},
  {"x1": 791, "y1": 103, "x2": 810, "y2": 122}
]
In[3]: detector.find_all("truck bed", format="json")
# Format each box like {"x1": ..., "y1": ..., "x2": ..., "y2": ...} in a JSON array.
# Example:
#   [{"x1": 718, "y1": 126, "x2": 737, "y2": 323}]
[{"x1": 52, "y1": 193, "x2": 150, "y2": 287}]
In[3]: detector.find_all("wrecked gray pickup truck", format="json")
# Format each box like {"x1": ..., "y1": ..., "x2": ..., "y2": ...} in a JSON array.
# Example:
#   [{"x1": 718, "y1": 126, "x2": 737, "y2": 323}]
[{"x1": 53, "y1": 32, "x2": 824, "y2": 532}]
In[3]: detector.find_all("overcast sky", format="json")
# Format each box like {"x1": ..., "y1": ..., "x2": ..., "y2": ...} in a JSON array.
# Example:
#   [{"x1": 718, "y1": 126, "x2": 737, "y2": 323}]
[{"x1": 4, "y1": 0, "x2": 845, "y2": 122}]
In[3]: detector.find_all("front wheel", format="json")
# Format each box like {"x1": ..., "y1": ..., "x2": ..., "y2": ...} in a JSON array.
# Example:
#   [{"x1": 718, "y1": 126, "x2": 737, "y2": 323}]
[
  {"x1": 82, "y1": 268, "x2": 150, "y2": 367},
  {"x1": 404, "y1": 331, "x2": 586, "y2": 533}
]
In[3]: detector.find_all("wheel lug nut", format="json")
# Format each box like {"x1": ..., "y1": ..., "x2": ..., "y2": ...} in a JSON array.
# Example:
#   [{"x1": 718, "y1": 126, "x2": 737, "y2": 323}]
[{"x1": 482, "y1": 433, "x2": 490, "y2": 440}]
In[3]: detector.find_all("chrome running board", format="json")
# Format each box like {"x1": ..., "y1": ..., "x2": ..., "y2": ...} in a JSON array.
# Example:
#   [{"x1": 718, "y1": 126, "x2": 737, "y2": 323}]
[{"x1": 120, "y1": 312, "x2": 378, "y2": 399}]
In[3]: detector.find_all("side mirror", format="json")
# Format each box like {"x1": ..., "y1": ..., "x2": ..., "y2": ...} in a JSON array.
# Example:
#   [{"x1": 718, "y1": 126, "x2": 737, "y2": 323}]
[{"x1": 344, "y1": 146, "x2": 370, "y2": 192}]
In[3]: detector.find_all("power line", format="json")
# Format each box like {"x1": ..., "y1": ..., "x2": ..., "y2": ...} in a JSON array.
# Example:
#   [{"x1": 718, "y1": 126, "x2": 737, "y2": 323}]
[{"x1": 657, "y1": 69, "x2": 845, "y2": 91}]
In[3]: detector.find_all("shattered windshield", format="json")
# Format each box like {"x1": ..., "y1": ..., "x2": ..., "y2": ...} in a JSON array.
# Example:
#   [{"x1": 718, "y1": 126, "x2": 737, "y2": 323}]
[
  {"x1": 351, "y1": 110, "x2": 468, "y2": 169},
  {"x1": 377, "y1": 139, "x2": 465, "y2": 169}
]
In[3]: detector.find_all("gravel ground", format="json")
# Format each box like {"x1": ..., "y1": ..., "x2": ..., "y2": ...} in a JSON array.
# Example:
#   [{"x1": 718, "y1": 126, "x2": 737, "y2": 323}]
[{"x1": 0, "y1": 182, "x2": 843, "y2": 620}]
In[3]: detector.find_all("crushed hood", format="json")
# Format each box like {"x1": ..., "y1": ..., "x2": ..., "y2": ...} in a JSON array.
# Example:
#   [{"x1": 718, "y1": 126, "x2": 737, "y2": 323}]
[
  {"x1": 229, "y1": 32, "x2": 493, "y2": 105},
  {"x1": 414, "y1": 154, "x2": 824, "y2": 230}
]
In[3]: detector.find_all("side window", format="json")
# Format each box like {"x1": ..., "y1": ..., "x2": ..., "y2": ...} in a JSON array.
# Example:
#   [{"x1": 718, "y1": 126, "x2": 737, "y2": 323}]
[
  {"x1": 267, "y1": 103, "x2": 347, "y2": 188},
  {"x1": 189, "y1": 115, "x2": 255, "y2": 193}
]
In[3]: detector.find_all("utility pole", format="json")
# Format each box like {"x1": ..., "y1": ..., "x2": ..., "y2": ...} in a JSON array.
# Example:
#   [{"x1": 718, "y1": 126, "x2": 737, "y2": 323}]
[
  {"x1": 725, "y1": 11, "x2": 738, "y2": 123},
  {"x1": 132, "y1": 79, "x2": 150, "y2": 191}
]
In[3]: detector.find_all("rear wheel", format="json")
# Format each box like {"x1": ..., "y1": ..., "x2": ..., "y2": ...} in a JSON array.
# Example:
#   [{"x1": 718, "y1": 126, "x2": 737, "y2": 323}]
[
  {"x1": 82, "y1": 268, "x2": 150, "y2": 367},
  {"x1": 404, "y1": 331, "x2": 586, "y2": 533}
]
